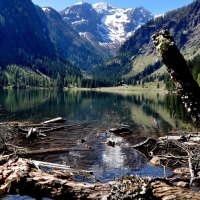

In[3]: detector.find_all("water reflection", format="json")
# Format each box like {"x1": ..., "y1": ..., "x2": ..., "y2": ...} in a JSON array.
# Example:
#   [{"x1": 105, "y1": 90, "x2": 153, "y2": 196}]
[
  {"x1": 0, "y1": 89, "x2": 195, "y2": 182},
  {"x1": 0, "y1": 89, "x2": 194, "y2": 131}
]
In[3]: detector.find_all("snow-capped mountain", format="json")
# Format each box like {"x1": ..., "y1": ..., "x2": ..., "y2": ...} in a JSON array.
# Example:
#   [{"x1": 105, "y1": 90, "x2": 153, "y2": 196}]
[{"x1": 60, "y1": 2, "x2": 153, "y2": 55}]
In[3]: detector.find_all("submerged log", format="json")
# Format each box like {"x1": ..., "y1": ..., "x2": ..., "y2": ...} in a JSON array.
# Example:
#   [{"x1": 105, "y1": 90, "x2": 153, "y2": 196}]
[
  {"x1": 151, "y1": 29, "x2": 200, "y2": 126},
  {"x1": 132, "y1": 133, "x2": 200, "y2": 187},
  {"x1": 17, "y1": 147, "x2": 93, "y2": 156}
]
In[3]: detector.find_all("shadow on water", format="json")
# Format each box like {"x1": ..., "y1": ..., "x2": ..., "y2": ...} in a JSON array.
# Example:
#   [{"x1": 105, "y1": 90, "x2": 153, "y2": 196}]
[{"x1": 0, "y1": 89, "x2": 196, "y2": 183}]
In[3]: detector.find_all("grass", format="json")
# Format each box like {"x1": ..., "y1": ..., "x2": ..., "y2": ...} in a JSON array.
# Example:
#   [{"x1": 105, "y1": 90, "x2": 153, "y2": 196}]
[
  {"x1": 125, "y1": 53, "x2": 156, "y2": 78},
  {"x1": 66, "y1": 85, "x2": 168, "y2": 95}
]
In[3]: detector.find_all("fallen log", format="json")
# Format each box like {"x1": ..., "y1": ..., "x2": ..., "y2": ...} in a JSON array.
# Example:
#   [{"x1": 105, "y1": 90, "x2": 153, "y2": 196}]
[
  {"x1": 17, "y1": 147, "x2": 93, "y2": 156},
  {"x1": 132, "y1": 133, "x2": 200, "y2": 187},
  {"x1": 41, "y1": 117, "x2": 66, "y2": 124},
  {"x1": 28, "y1": 159, "x2": 71, "y2": 170},
  {"x1": 18, "y1": 125, "x2": 71, "y2": 135},
  {"x1": 150, "y1": 179, "x2": 200, "y2": 200},
  {"x1": 0, "y1": 158, "x2": 111, "y2": 199},
  {"x1": 27, "y1": 159, "x2": 93, "y2": 177},
  {"x1": 109, "y1": 176, "x2": 200, "y2": 200},
  {"x1": 152, "y1": 29, "x2": 200, "y2": 126},
  {"x1": 1, "y1": 158, "x2": 200, "y2": 199}
]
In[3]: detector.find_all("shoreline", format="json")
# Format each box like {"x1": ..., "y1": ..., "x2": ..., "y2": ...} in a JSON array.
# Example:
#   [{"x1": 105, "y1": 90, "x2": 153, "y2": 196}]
[
  {"x1": 1, "y1": 85, "x2": 170, "y2": 94},
  {"x1": 64, "y1": 85, "x2": 169, "y2": 94}
]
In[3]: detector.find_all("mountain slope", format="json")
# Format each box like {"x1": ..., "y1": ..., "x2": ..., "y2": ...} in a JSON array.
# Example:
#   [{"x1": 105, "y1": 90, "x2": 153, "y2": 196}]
[
  {"x1": 60, "y1": 2, "x2": 153, "y2": 55},
  {"x1": 40, "y1": 6, "x2": 104, "y2": 71},
  {"x1": 0, "y1": 0, "x2": 104, "y2": 76},
  {"x1": 0, "y1": 0, "x2": 55, "y2": 66},
  {"x1": 100, "y1": 0, "x2": 200, "y2": 83}
]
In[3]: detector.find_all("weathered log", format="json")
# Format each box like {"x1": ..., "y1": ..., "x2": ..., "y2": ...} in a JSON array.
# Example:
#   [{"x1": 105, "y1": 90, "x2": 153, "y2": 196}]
[
  {"x1": 28, "y1": 159, "x2": 71, "y2": 170},
  {"x1": 109, "y1": 176, "x2": 200, "y2": 200},
  {"x1": 1, "y1": 158, "x2": 200, "y2": 199},
  {"x1": 27, "y1": 159, "x2": 93, "y2": 176},
  {"x1": 0, "y1": 158, "x2": 111, "y2": 199},
  {"x1": 18, "y1": 125, "x2": 68, "y2": 135},
  {"x1": 41, "y1": 117, "x2": 66, "y2": 124},
  {"x1": 150, "y1": 179, "x2": 200, "y2": 200},
  {"x1": 151, "y1": 29, "x2": 200, "y2": 126},
  {"x1": 132, "y1": 137, "x2": 157, "y2": 148},
  {"x1": 109, "y1": 127, "x2": 132, "y2": 135},
  {"x1": 17, "y1": 147, "x2": 93, "y2": 156},
  {"x1": 132, "y1": 133, "x2": 200, "y2": 175}
]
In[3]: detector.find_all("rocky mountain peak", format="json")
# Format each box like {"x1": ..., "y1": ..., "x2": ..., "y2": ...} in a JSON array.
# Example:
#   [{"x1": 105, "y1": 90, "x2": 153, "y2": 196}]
[
  {"x1": 60, "y1": 1, "x2": 153, "y2": 55},
  {"x1": 74, "y1": 1, "x2": 85, "y2": 6},
  {"x1": 92, "y1": 2, "x2": 115, "y2": 14}
]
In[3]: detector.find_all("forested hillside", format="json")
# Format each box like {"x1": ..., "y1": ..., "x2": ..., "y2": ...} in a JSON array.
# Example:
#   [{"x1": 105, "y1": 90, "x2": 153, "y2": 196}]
[
  {"x1": 0, "y1": 0, "x2": 104, "y2": 88},
  {"x1": 1, "y1": 0, "x2": 200, "y2": 88},
  {"x1": 94, "y1": 0, "x2": 200, "y2": 88}
]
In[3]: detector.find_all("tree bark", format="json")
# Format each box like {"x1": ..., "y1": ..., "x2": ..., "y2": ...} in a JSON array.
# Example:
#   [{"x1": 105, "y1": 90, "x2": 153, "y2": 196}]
[
  {"x1": 151, "y1": 29, "x2": 200, "y2": 126},
  {"x1": 1, "y1": 158, "x2": 200, "y2": 199},
  {"x1": 0, "y1": 158, "x2": 112, "y2": 199}
]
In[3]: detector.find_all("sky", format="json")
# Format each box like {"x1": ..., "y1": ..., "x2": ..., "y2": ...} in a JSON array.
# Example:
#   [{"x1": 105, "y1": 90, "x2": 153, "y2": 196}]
[{"x1": 31, "y1": 0, "x2": 194, "y2": 14}]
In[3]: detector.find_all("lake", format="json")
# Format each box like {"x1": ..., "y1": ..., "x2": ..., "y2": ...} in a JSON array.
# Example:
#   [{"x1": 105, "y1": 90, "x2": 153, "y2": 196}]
[{"x1": 0, "y1": 89, "x2": 196, "y2": 183}]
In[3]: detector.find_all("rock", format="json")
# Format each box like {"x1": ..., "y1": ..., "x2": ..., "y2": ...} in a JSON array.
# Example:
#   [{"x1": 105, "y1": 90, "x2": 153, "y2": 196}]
[
  {"x1": 81, "y1": 139, "x2": 86, "y2": 144},
  {"x1": 150, "y1": 156, "x2": 160, "y2": 166},
  {"x1": 106, "y1": 139, "x2": 115, "y2": 147}
]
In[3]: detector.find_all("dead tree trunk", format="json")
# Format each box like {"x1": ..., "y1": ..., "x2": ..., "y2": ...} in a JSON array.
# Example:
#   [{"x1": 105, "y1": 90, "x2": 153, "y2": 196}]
[
  {"x1": 1, "y1": 158, "x2": 200, "y2": 199},
  {"x1": 0, "y1": 158, "x2": 111, "y2": 199},
  {"x1": 151, "y1": 29, "x2": 200, "y2": 126}
]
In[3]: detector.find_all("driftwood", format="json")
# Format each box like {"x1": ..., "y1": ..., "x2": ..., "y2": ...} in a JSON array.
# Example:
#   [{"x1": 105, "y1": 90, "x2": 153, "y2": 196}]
[
  {"x1": 0, "y1": 158, "x2": 111, "y2": 199},
  {"x1": 2, "y1": 143, "x2": 93, "y2": 156},
  {"x1": 41, "y1": 117, "x2": 66, "y2": 124},
  {"x1": 28, "y1": 159, "x2": 71, "y2": 170},
  {"x1": 18, "y1": 125, "x2": 68, "y2": 139},
  {"x1": 2, "y1": 119, "x2": 200, "y2": 199},
  {"x1": 17, "y1": 147, "x2": 93, "y2": 156},
  {"x1": 152, "y1": 29, "x2": 200, "y2": 126},
  {"x1": 1, "y1": 158, "x2": 200, "y2": 199},
  {"x1": 132, "y1": 132, "x2": 200, "y2": 188},
  {"x1": 110, "y1": 176, "x2": 200, "y2": 200}
]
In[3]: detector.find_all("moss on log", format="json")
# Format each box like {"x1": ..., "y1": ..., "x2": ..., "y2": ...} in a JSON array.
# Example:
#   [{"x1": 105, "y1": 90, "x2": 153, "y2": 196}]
[{"x1": 152, "y1": 29, "x2": 200, "y2": 126}]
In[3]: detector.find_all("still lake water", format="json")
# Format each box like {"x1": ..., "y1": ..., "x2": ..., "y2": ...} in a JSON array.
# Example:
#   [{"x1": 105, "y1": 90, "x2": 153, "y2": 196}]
[
  {"x1": 0, "y1": 89, "x2": 193, "y2": 129},
  {"x1": 0, "y1": 89, "x2": 196, "y2": 183}
]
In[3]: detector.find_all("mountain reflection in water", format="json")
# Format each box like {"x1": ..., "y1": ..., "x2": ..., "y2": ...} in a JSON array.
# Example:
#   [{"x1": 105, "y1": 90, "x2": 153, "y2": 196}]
[
  {"x1": 0, "y1": 89, "x2": 193, "y2": 130},
  {"x1": 0, "y1": 89, "x2": 196, "y2": 182}
]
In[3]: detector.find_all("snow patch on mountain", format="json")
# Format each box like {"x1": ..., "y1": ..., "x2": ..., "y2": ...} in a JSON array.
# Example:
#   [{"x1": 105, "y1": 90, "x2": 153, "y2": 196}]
[
  {"x1": 154, "y1": 14, "x2": 165, "y2": 18},
  {"x1": 72, "y1": 19, "x2": 87, "y2": 25},
  {"x1": 92, "y1": 2, "x2": 115, "y2": 13},
  {"x1": 102, "y1": 8, "x2": 132, "y2": 43},
  {"x1": 74, "y1": 1, "x2": 85, "y2": 6},
  {"x1": 60, "y1": 2, "x2": 154, "y2": 55},
  {"x1": 42, "y1": 7, "x2": 51, "y2": 13}
]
